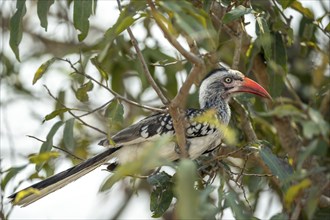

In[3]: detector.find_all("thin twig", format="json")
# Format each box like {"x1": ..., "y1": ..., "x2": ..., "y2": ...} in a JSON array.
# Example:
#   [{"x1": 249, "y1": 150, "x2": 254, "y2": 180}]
[
  {"x1": 116, "y1": 0, "x2": 169, "y2": 105},
  {"x1": 77, "y1": 98, "x2": 114, "y2": 118},
  {"x1": 27, "y1": 135, "x2": 84, "y2": 161},
  {"x1": 147, "y1": 0, "x2": 207, "y2": 158},
  {"x1": 59, "y1": 58, "x2": 166, "y2": 113},
  {"x1": 232, "y1": 32, "x2": 242, "y2": 69},
  {"x1": 147, "y1": 0, "x2": 202, "y2": 65},
  {"x1": 43, "y1": 85, "x2": 107, "y2": 135}
]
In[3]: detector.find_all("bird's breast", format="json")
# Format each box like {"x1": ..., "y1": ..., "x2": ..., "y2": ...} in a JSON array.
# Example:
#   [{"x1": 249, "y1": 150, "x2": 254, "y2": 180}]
[{"x1": 112, "y1": 130, "x2": 222, "y2": 165}]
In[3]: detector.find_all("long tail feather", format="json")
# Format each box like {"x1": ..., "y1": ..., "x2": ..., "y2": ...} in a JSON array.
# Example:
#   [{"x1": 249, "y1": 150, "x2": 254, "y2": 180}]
[{"x1": 9, "y1": 147, "x2": 120, "y2": 207}]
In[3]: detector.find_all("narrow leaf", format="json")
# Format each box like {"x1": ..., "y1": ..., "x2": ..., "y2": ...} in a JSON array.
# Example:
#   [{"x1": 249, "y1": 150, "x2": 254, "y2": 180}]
[
  {"x1": 91, "y1": 57, "x2": 109, "y2": 80},
  {"x1": 104, "y1": 13, "x2": 138, "y2": 44},
  {"x1": 63, "y1": 118, "x2": 75, "y2": 150},
  {"x1": 73, "y1": 0, "x2": 94, "y2": 41},
  {"x1": 257, "y1": 104, "x2": 304, "y2": 118},
  {"x1": 256, "y1": 17, "x2": 272, "y2": 61},
  {"x1": 259, "y1": 146, "x2": 292, "y2": 191},
  {"x1": 225, "y1": 190, "x2": 248, "y2": 219},
  {"x1": 43, "y1": 108, "x2": 71, "y2": 123},
  {"x1": 9, "y1": 0, "x2": 26, "y2": 61},
  {"x1": 29, "y1": 151, "x2": 60, "y2": 164},
  {"x1": 105, "y1": 100, "x2": 124, "y2": 124},
  {"x1": 37, "y1": 121, "x2": 64, "y2": 171},
  {"x1": 273, "y1": 32, "x2": 287, "y2": 71},
  {"x1": 174, "y1": 159, "x2": 200, "y2": 219},
  {"x1": 55, "y1": 90, "x2": 66, "y2": 120},
  {"x1": 270, "y1": 213, "x2": 289, "y2": 220},
  {"x1": 291, "y1": 1, "x2": 314, "y2": 19},
  {"x1": 1, "y1": 166, "x2": 26, "y2": 190},
  {"x1": 325, "y1": 22, "x2": 330, "y2": 33},
  {"x1": 277, "y1": 0, "x2": 295, "y2": 9},
  {"x1": 32, "y1": 57, "x2": 56, "y2": 84},
  {"x1": 37, "y1": 0, "x2": 54, "y2": 31},
  {"x1": 284, "y1": 179, "x2": 311, "y2": 209},
  {"x1": 148, "y1": 172, "x2": 173, "y2": 217},
  {"x1": 75, "y1": 80, "x2": 94, "y2": 102},
  {"x1": 222, "y1": 5, "x2": 252, "y2": 24}
]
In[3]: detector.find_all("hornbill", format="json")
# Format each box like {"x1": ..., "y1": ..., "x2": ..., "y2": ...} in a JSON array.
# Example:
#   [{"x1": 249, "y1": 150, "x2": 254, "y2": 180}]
[{"x1": 9, "y1": 67, "x2": 271, "y2": 207}]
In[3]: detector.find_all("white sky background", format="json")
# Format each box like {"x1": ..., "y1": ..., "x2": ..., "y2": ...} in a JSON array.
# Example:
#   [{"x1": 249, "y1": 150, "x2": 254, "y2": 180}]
[{"x1": 1, "y1": 0, "x2": 329, "y2": 219}]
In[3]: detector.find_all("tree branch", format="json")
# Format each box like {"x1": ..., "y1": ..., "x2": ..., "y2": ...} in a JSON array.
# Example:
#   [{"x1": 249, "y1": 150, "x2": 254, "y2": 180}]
[
  {"x1": 147, "y1": 0, "x2": 202, "y2": 65},
  {"x1": 146, "y1": 0, "x2": 207, "y2": 158},
  {"x1": 59, "y1": 58, "x2": 166, "y2": 113},
  {"x1": 43, "y1": 85, "x2": 107, "y2": 135},
  {"x1": 116, "y1": 0, "x2": 169, "y2": 105},
  {"x1": 27, "y1": 135, "x2": 84, "y2": 161}
]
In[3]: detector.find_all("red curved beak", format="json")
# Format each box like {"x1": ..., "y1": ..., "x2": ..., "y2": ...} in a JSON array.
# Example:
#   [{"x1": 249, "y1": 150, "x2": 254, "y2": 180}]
[{"x1": 237, "y1": 77, "x2": 272, "y2": 99}]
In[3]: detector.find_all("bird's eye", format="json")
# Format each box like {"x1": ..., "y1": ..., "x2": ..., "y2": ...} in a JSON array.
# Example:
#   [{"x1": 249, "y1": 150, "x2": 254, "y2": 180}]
[{"x1": 224, "y1": 77, "x2": 233, "y2": 84}]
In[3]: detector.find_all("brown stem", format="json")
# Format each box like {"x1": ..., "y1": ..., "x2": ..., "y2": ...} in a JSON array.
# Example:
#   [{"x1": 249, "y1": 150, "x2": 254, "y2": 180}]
[
  {"x1": 60, "y1": 58, "x2": 166, "y2": 113},
  {"x1": 147, "y1": 0, "x2": 202, "y2": 65},
  {"x1": 43, "y1": 85, "x2": 107, "y2": 135},
  {"x1": 116, "y1": 0, "x2": 169, "y2": 105},
  {"x1": 26, "y1": 135, "x2": 84, "y2": 161}
]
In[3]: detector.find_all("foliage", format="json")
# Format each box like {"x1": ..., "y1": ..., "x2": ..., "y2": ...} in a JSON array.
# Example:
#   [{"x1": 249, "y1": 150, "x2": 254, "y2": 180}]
[{"x1": 1, "y1": 0, "x2": 329, "y2": 219}]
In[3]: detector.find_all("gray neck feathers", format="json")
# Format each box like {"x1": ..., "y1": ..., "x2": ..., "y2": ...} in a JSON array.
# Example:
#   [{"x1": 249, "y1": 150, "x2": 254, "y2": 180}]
[{"x1": 199, "y1": 75, "x2": 231, "y2": 125}]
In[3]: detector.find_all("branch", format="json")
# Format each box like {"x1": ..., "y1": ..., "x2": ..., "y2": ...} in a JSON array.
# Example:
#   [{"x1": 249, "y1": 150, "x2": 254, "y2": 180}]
[
  {"x1": 59, "y1": 58, "x2": 166, "y2": 113},
  {"x1": 27, "y1": 135, "x2": 84, "y2": 161},
  {"x1": 147, "y1": 0, "x2": 202, "y2": 65},
  {"x1": 146, "y1": 0, "x2": 207, "y2": 158},
  {"x1": 169, "y1": 65, "x2": 205, "y2": 158},
  {"x1": 230, "y1": 99, "x2": 257, "y2": 142},
  {"x1": 77, "y1": 99, "x2": 114, "y2": 118},
  {"x1": 232, "y1": 32, "x2": 243, "y2": 69},
  {"x1": 43, "y1": 85, "x2": 107, "y2": 135},
  {"x1": 116, "y1": 0, "x2": 169, "y2": 105}
]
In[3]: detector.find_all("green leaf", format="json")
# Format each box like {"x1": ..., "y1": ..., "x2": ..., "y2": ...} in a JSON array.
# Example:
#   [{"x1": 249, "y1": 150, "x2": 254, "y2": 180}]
[
  {"x1": 43, "y1": 108, "x2": 71, "y2": 123},
  {"x1": 1, "y1": 166, "x2": 26, "y2": 190},
  {"x1": 174, "y1": 159, "x2": 200, "y2": 220},
  {"x1": 9, "y1": 0, "x2": 26, "y2": 61},
  {"x1": 105, "y1": 100, "x2": 124, "y2": 125},
  {"x1": 148, "y1": 172, "x2": 173, "y2": 217},
  {"x1": 37, "y1": 0, "x2": 55, "y2": 31},
  {"x1": 55, "y1": 90, "x2": 66, "y2": 120},
  {"x1": 270, "y1": 212, "x2": 289, "y2": 220},
  {"x1": 29, "y1": 151, "x2": 60, "y2": 164},
  {"x1": 75, "y1": 80, "x2": 94, "y2": 102},
  {"x1": 199, "y1": 186, "x2": 218, "y2": 219},
  {"x1": 257, "y1": 104, "x2": 305, "y2": 118},
  {"x1": 37, "y1": 121, "x2": 64, "y2": 171},
  {"x1": 159, "y1": 1, "x2": 217, "y2": 50},
  {"x1": 277, "y1": 0, "x2": 295, "y2": 9},
  {"x1": 224, "y1": 190, "x2": 249, "y2": 219},
  {"x1": 100, "y1": 136, "x2": 172, "y2": 191},
  {"x1": 291, "y1": 1, "x2": 314, "y2": 20},
  {"x1": 32, "y1": 57, "x2": 57, "y2": 84},
  {"x1": 91, "y1": 57, "x2": 109, "y2": 80},
  {"x1": 256, "y1": 17, "x2": 272, "y2": 61},
  {"x1": 284, "y1": 179, "x2": 311, "y2": 209},
  {"x1": 104, "y1": 11, "x2": 141, "y2": 45},
  {"x1": 222, "y1": 5, "x2": 253, "y2": 24},
  {"x1": 259, "y1": 146, "x2": 292, "y2": 191},
  {"x1": 325, "y1": 22, "x2": 330, "y2": 33},
  {"x1": 73, "y1": 0, "x2": 94, "y2": 41},
  {"x1": 273, "y1": 32, "x2": 287, "y2": 72},
  {"x1": 63, "y1": 118, "x2": 75, "y2": 150}
]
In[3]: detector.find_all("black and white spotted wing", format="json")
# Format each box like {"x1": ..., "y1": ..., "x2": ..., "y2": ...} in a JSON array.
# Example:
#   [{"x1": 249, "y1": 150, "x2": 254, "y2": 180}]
[{"x1": 99, "y1": 109, "x2": 218, "y2": 147}]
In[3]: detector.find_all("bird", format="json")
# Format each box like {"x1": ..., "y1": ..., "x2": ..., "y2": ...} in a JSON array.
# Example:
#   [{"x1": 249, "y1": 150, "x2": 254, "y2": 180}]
[{"x1": 8, "y1": 67, "x2": 271, "y2": 207}]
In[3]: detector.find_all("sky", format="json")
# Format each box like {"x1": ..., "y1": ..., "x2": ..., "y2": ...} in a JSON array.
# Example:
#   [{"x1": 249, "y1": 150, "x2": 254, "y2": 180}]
[{"x1": 1, "y1": 0, "x2": 329, "y2": 219}]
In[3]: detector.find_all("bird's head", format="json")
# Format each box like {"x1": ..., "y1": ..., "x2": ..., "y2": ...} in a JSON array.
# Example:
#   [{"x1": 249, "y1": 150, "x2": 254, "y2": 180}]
[{"x1": 199, "y1": 67, "x2": 271, "y2": 108}]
